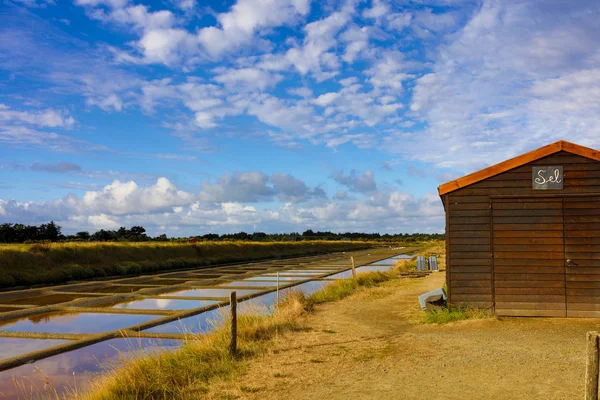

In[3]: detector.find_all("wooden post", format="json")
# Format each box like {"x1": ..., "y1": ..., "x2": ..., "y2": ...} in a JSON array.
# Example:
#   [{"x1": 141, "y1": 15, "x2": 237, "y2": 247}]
[
  {"x1": 229, "y1": 291, "x2": 237, "y2": 356},
  {"x1": 586, "y1": 331, "x2": 600, "y2": 400},
  {"x1": 351, "y1": 256, "x2": 356, "y2": 278},
  {"x1": 276, "y1": 272, "x2": 280, "y2": 305}
]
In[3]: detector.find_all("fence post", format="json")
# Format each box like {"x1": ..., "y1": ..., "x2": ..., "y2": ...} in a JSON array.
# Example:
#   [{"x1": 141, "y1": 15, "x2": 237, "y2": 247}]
[
  {"x1": 276, "y1": 272, "x2": 280, "y2": 305},
  {"x1": 586, "y1": 331, "x2": 599, "y2": 400},
  {"x1": 230, "y1": 291, "x2": 237, "y2": 356},
  {"x1": 351, "y1": 256, "x2": 356, "y2": 278}
]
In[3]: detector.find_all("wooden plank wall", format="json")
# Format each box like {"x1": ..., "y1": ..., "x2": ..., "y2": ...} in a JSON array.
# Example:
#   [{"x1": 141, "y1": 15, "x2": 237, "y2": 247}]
[
  {"x1": 445, "y1": 151, "x2": 600, "y2": 311},
  {"x1": 565, "y1": 196, "x2": 600, "y2": 318},
  {"x1": 492, "y1": 198, "x2": 566, "y2": 317}
]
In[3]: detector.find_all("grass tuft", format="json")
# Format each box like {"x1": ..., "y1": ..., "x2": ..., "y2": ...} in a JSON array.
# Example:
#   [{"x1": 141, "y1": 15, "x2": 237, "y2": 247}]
[
  {"x1": 307, "y1": 271, "x2": 392, "y2": 306},
  {"x1": 423, "y1": 306, "x2": 493, "y2": 324}
]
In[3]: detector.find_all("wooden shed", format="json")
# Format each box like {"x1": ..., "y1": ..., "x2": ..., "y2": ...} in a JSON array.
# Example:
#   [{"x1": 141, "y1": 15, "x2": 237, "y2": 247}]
[{"x1": 439, "y1": 140, "x2": 600, "y2": 317}]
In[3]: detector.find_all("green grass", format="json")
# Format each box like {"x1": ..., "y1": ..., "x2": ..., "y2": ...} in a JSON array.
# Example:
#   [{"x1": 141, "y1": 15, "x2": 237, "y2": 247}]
[
  {"x1": 423, "y1": 306, "x2": 493, "y2": 324},
  {"x1": 0, "y1": 241, "x2": 372, "y2": 289},
  {"x1": 307, "y1": 271, "x2": 392, "y2": 305}
]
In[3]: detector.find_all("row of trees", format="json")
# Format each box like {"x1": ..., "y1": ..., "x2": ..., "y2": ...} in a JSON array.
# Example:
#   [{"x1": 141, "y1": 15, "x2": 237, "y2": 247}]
[
  {"x1": 0, "y1": 223, "x2": 152, "y2": 243},
  {"x1": 0, "y1": 222, "x2": 62, "y2": 243},
  {"x1": 0, "y1": 222, "x2": 443, "y2": 244}
]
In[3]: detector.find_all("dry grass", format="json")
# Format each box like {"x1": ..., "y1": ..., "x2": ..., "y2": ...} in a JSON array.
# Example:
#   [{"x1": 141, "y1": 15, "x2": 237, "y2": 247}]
[
  {"x1": 394, "y1": 258, "x2": 417, "y2": 272},
  {"x1": 307, "y1": 271, "x2": 393, "y2": 305},
  {"x1": 422, "y1": 305, "x2": 494, "y2": 324},
  {"x1": 70, "y1": 292, "x2": 311, "y2": 400},
  {"x1": 68, "y1": 265, "x2": 412, "y2": 400},
  {"x1": 0, "y1": 241, "x2": 372, "y2": 289},
  {"x1": 71, "y1": 293, "x2": 306, "y2": 400}
]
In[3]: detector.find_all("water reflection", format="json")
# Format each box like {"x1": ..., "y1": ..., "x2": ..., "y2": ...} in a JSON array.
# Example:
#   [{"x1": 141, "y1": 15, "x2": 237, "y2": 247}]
[
  {"x1": 0, "y1": 338, "x2": 180, "y2": 399},
  {"x1": 158, "y1": 288, "x2": 260, "y2": 298},
  {"x1": 218, "y1": 280, "x2": 280, "y2": 288},
  {"x1": 244, "y1": 276, "x2": 303, "y2": 282},
  {"x1": 0, "y1": 338, "x2": 70, "y2": 361},
  {"x1": 111, "y1": 298, "x2": 220, "y2": 311},
  {"x1": 144, "y1": 307, "x2": 227, "y2": 334},
  {"x1": 145, "y1": 280, "x2": 332, "y2": 334},
  {"x1": 325, "y1": 270, "x2": 354, "y2": 279},
  {"x1": 3, "y1": 293, "x2": 100, "y2": 306},
  {"x1": 0, "y1": 312, "x2": 161, "y2": 334}
]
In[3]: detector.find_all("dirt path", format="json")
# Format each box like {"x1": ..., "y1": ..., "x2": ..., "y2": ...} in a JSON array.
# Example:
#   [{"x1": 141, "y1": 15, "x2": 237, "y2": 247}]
[{"x1": 208, "y1": 272, "x2": 600, "y2": 400}]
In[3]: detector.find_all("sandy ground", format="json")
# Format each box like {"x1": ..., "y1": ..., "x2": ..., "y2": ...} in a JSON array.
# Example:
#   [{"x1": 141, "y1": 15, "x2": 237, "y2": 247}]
[{"x1": 208, "y1": 272, "x2": 600, "y2": 400}]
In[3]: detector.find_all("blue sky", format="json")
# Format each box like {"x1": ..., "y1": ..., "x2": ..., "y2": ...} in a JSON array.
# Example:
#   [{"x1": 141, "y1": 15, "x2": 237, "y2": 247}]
[{"x1": 1, "y1": 0, "x2": 600, "y2": 236}]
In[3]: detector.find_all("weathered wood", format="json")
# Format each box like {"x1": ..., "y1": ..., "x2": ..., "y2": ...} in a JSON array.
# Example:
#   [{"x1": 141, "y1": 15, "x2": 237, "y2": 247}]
[
  {"x1": 493, "y1": 252, "x2": 564, "y2": 260},
  {"x1": 495, "y1": 287, "x2": 565, "y2": 295},
  {"x1": 493, "y1": 230, "x2": 564, "y2": 238},
  {"x1": 492, "y1": 237, "x2": 564, "y2": 245},
  {"x1": 493, "y1": 258, "x2": 564, "y2": 266},
  {"x1": 586, "y1": 332, "x2": 600, "y2": 400},
  {"x1": 450, "y1": 272, "x2": 492, "y2": 281},
  {"x1": 439, "y1": 143, "x2": 600, "y2": 195},
  {"x1": 450, "y1": 251, "x2": 491, "y2": 259},
  {"x1": 451, "y1": 294, "x2": 492, "y2": 302},
  {"x1": 351, "y1": 256, "x2": 356, "y2": 278},
  {"x1": 495, "y1": 309, "x2": 566, "y2": 317},
  {"x1": 451, "y1": 258, "x2": 492, "y2": 266},
  {"x1": 449, "y1": 237, "x2": 491, "y2": 245},
  {"x1": 449, "y1": 224, "x2": 491, "y2": 232},
  {"x1": 492, "y1": 200, "x2": 563, "y2": 209},
  {"x1": 492, "y1": 208, "x2": 563, "y2": 217},
  {"x1": 495, "y1": 294, "x2": 566, "y2": 302},
  {"x1": 451, "y1": 287, "x2": 492, "y2": 294},
  {"x1": 495, "y1": 273, "x2": 565, "y2": 281},
  {"x1": 451, "y1": 280, "x2": 492, "y2": 288},
  {"x1": 494, "y1": 277, "x2": 565, "y2": 286},
  {"x1": 451, "y1": 265, "x2": 492, "y2": 273},
  {"x1": 230, "y1": 291, "x2": 237, "y2": 356},
  {"x1": 450, "y1": 244, "x2": 491, "y2": 252},
  {"x1": 495, "y1": 301, "x2": 566, "y2": 310},
  {"x1": 493, "y1": 244, "x2": 563, "y2": 253},
  {"x1": 442, "y1": 144, "x2": 600, "y2": 315}
]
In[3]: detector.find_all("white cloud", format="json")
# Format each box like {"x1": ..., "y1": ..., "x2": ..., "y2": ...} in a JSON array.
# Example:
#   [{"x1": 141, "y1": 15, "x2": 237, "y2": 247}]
[
  {"x1": 0, "y1": 179, "x2": 444, "y2": 235},
  {"x1": 313, "y1": 92, "x2": 340, "y2": 107},
  {"x1": 340, "y1": 25, "x2": 370, "y2": 63},
  {"x1": 75, "y1": 0, "x2": 128, "y2": 9},
  {"x1": 197, "y1": 0, "x2": 310, "y2": 58},
  {"x1": 285, "y1": 5, "x2": 354, "y2": 80},
  {"x1": 362, "y1": 0, "x2": 389, "y2": 20},
  {"x1": 136, "y1": 28, "x2": 193, "y2": 65},
  {"x1": 331, "y1": 169, "x2": 377, "y2": 194},
  {"x1": 213, "y1": 67, "x2": 283, "y2": 91},
  {"x1": 388, "y1": 0, "x2": 600, "y2": 172},
  {"x1": 0, "y1": 104, "x2": 75, "y2": 128},
  {"x1": 87, "y1": 214, "x2": 121, "y2": 229},
  {"x1": 85, "y1": 93, "x2": 123, "y2": 112},
  {"x1": 387, "y1": 12, "x2": 412, "y2": 30},
  {"x1": 366, "y1": 50, "x2": 413, "y2": 90},
  {"x1": 198, "y1": 171, "x2": 323, "y2": 203},
  {"x1": 80, "y1": 177, "x2": 194, "y2": 215},
  {"x1": 99, "y1": 5, "x2": 175, "y2": 31},
  {"x1": 0, "y1": 126, "x2": 108, "y2": 153}
]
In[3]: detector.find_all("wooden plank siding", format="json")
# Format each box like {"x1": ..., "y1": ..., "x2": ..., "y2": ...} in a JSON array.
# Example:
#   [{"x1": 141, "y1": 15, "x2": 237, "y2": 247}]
[
  {"x1": 445, "y1": 151, "x2": 600, "y2": 316},
  {"x1": 565, "y1": 196, "x2": 600, "y2": 317},
  {"x1": 491, "y1": 198, "x2": 565, "y2": 317}
]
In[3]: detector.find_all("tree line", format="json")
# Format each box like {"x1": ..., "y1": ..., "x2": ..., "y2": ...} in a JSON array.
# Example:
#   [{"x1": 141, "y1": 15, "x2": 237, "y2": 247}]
[{"x1": 0, "y1": 222, "x2": 444, "y2": 244}]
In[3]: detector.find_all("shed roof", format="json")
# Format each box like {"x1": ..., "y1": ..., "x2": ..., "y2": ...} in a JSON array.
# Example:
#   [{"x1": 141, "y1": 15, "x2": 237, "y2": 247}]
[{"x1": 438, "y1": 140, "x2": 600, "y2": 196}]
